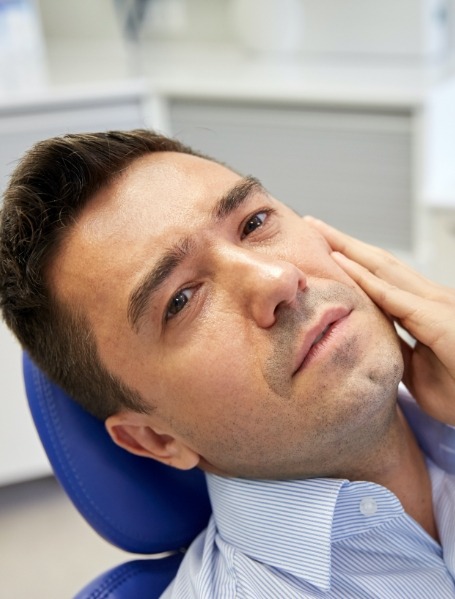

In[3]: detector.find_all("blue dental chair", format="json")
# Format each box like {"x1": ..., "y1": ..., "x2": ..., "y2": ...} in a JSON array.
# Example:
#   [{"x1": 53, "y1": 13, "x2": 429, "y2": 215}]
[{"x1": 22, "y1": 352, "x2": 212, "y2": 599}]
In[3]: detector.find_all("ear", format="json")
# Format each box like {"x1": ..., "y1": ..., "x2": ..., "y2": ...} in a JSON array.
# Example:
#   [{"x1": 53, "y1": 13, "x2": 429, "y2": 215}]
[{"x1": 105, "y1": 412, "x2": 200, "y2": 471}]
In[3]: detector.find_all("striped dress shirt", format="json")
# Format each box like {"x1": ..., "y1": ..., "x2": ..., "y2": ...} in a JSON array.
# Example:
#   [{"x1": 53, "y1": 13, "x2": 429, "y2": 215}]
[{"x1": 162, "y1": 390, "x2": 455, "y2": 598}]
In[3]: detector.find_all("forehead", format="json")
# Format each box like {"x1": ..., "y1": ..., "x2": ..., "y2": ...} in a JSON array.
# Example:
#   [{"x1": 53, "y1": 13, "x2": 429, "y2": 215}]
[{"x1": 82, "y1": 151, "x2": 243, "y2": 240}]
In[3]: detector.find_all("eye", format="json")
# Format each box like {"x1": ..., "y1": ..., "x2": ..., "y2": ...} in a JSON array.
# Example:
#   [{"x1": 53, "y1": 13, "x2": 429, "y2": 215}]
[
  {"x1": 166, "y1": 288, "x2": 194, "y2": 321},
  {"x1": 242, "y1": 211, "x2": 268, "y2": 239}
]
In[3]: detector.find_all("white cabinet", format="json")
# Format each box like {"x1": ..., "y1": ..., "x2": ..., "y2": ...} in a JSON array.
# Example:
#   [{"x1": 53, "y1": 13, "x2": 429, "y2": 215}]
[{"x1": 0, "y1": 83, "x2": 147, "y2": 485}]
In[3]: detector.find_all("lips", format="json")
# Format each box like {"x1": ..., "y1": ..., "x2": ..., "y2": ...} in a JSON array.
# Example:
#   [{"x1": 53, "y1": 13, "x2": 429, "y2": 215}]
[
  {"x1": 311, "y1": 324, "x2": 331, "y2": 348},
  {"x1": 292, "y1": 307, "x2": 351, "y2": 375}
]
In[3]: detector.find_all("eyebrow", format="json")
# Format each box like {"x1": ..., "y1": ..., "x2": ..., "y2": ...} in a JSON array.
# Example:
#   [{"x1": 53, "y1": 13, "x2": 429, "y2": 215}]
[
  {"x1": 211, "y1": 176, "x2": 263, "y2": 220},
  {"x1": 127, "y1": 176, "x2": 265, "y2": 332}
]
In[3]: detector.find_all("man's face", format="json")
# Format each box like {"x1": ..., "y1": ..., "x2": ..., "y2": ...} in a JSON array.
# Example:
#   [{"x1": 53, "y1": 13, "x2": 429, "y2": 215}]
[{"x1": 52, "y1": 152, "x2": 403, "y2": 479}]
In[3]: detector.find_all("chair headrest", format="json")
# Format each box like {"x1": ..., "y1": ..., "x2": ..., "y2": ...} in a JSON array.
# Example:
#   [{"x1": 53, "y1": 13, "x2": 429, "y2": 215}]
[{"x1": 23, "y1": 353, "x2": 211, "y2": 554}]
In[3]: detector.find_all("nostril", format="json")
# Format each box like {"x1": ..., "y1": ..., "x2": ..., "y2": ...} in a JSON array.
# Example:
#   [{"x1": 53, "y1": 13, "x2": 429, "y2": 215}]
[
  {"x1": 274, "y1": 299, "x2": 288, "y2": 315},
  {"x1": 273, "y1": 297, "x2": 294, "y2": 319}
]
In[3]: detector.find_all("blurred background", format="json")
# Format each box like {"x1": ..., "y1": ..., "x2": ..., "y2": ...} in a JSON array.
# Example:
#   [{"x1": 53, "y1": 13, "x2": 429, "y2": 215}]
[{"x1": 2, "y1": 1, "x2": 455, "y2": 597}]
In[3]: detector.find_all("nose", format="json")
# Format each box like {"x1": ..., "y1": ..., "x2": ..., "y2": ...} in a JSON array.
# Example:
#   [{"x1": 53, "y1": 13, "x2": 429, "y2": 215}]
[{"x1": 219, "y1": 247, "x2": 307, "y2": 328}]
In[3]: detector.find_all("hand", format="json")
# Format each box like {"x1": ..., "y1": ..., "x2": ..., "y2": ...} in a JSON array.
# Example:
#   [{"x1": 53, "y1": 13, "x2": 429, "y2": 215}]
[{"x1": 304, "y1": 216, "x2": 455, "y2": 426}]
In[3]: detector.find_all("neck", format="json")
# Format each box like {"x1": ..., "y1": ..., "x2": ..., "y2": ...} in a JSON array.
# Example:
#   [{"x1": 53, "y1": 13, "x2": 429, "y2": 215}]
[{"x1": 348, "y1": 406, "x2": 439, "y2": 542}]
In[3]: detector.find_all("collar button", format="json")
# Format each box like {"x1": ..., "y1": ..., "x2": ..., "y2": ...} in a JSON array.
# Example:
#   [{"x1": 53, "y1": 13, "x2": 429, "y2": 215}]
[{"x1": 359, "y1": 496, "x2": 377, "y2": 516}]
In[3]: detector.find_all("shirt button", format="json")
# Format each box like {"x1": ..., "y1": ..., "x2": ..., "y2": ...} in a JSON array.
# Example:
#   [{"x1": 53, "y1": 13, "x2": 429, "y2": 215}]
[{"x1": 359, "y1": 497, "x2": 378, "y2": 516}]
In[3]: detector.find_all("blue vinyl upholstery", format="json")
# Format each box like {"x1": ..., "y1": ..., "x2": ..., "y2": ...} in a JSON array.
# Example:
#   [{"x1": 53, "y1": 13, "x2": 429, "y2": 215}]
[
  {"x1": 23, "y1": 353, "x2": 212, "y2": 598},
  {"x1": 73, "y1": 556, "x2": 184, "y2": 599}
]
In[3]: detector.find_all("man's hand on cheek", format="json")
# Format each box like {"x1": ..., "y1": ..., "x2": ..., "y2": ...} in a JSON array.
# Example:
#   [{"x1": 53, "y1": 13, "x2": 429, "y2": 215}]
[{"x1": 304, "y1": 216, "x2": 455, "y2": 427}]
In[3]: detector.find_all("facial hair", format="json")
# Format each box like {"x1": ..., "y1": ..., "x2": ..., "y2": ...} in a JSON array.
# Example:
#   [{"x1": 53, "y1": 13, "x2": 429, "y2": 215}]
[{"x1": 263, "y1": 281, "x2": 380, "y2": 397}]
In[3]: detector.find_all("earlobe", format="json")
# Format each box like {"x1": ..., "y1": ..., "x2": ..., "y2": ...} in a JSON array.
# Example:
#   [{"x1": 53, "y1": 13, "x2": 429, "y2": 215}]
[{"x1": 105, "y1": 413, "x2": 200, "y2": 470}]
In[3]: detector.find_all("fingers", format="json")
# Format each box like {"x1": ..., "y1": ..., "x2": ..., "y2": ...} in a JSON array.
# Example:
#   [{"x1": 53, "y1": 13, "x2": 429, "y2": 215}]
[
  {"x1": 331, "y1": 251, "x2": 453, "y2": 354},
  {"x1": 304, "y1": 216, "x2": 455, "y2": 369},
  {"x1": 331, "y1": 251, "x2": 416, "y2": 319},
  {"x1": 303, "y1": 219, "x2": 455, "y2": 421},
  {"x1": 304, "y1": 216, "x2": 440, "y2": 300}
]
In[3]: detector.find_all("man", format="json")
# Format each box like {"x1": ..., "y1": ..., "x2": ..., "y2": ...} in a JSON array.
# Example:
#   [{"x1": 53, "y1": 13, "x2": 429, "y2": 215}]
[{"x1": 1, "y1": 129, "x2": 454, "y2": 597}]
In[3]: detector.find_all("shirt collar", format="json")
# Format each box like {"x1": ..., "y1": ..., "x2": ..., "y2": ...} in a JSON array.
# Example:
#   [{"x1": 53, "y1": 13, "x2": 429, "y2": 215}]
[{"x1": 206, "y1": 474, "x2": 346, "y2": 590}]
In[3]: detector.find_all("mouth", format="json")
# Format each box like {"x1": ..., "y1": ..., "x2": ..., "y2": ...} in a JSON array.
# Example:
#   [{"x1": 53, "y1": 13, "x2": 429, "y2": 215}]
[
  {"x1": 292, "y1": 307, "x2": 352, "y2": 375},
  {"x1": 311, "y1": 325, "x2": 330, "y2": 347}
]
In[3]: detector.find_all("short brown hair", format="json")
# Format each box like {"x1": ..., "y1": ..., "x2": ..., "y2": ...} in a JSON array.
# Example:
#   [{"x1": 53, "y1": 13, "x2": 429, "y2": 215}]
[{"x1": 0, "y1": 129, "x2": 205, "y2": 420}]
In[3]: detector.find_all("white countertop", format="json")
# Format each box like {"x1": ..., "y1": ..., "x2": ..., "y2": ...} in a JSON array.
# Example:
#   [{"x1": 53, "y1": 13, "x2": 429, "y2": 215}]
[
  {"x1": 2, "y1": 40, "x2": 454, "y2": 113},
  {"x1": 0, "y1": 77, "x2": 148, "y2": 113},
  {"x1": 138, "y1": 41, "x2": 455, "y2": 108}
]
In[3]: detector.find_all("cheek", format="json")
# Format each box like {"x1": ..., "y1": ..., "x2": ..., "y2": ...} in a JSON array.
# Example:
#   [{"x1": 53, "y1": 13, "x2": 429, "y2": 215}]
[
  {"x1": 287, "y1": 225, "x2": 357, "y2": 286},
  {"x1": 160, "y1": 324, "x2": 260, "y2": 415},
  {"x1": 323, "y1": 257, "x2": 359, "y2": 289}
]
